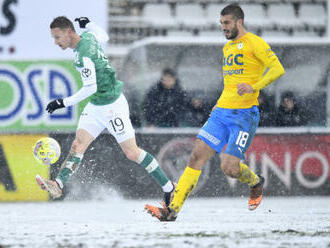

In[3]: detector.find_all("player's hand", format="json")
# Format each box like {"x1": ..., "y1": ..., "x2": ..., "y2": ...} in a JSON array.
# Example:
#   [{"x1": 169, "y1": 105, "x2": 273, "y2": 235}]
[
  {"x1": 46, "y1": 99, "x2": 65, "y2": 114},
  {"x1": 74, "y1": 17, "x2": 90, "y2": 28},
  {"x1": 237, "y1": 83, "x2": 254, "y2": 96}
]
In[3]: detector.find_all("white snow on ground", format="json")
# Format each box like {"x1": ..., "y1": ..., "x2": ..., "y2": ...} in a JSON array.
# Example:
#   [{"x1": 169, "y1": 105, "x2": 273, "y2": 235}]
[{"x1": 0, "y1": 197, "x2": 329, "y2": 248}]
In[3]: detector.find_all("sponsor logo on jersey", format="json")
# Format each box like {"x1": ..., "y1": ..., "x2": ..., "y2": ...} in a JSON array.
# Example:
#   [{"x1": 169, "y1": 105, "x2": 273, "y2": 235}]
[
  {"x1": 237, "y1": 43, "x2": 243, "y2": 49},
  {"x1": 81, "y1": 68, "x2": 91, "y2": 78},
  {"x1": 223, "y1": 54, "x2": 244, "y2": 66},
  {"x1": 222, "y1": 53, "x2": 244, "y2": 76},
  {"x1": 223, "y1": 68, "x2": 244, "y2": 76}
]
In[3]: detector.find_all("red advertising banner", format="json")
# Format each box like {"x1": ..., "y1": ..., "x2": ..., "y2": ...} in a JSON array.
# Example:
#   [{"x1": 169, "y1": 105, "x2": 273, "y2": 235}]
[
  {"x1": 44, "y1": 133, "x2": 330, "y2": 198},
  {"x1": 246, "y1": 134, "x2": 330, "y2": 191}
]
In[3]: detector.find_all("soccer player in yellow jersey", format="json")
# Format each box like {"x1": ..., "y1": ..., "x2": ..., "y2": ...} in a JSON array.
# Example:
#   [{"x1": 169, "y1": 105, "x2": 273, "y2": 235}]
[{"x1": 145, "y1": 4, "x2": 285, "y2": 221}]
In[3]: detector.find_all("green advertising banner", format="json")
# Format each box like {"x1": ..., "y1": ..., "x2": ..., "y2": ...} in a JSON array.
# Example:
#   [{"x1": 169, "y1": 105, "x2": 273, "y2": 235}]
[{"x1": 0, "y1": 61, "x2": 88, "y2": 132}]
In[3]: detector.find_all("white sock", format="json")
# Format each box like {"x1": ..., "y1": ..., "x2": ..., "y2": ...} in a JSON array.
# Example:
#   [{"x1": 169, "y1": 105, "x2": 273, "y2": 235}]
[
  {"x1": 55, "y1": 178, "x2": 64, "y2": 189},
  {"x1": 162, "y1": 181, "x2": 174, "y2": 193},
  {"x1": 136, "y1": 150, "x2": 147, "y2": 164}
]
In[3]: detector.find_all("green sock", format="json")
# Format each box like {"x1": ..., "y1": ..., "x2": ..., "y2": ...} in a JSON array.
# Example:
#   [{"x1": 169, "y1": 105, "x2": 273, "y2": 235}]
[
  {"x1": 138, "y1": 150, "x2": 170, "y2": 186},
  {"x1": 56, "y1": 152, "x2": 83, "y2": 188}
]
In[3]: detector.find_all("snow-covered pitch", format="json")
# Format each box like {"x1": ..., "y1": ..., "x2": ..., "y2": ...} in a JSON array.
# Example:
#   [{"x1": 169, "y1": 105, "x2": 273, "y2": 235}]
[{"x1": 0, "y1": 196, "x2": 329, "y2": 247}]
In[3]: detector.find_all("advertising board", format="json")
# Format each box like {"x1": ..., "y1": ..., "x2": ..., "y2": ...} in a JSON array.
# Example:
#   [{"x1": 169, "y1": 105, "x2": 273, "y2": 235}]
[
  {"x1": 0, "y1": 0, "x2": 107, "y2": 60},
  {"x1": 0, "y1": 61, "x2": 86, "y2": 132}
]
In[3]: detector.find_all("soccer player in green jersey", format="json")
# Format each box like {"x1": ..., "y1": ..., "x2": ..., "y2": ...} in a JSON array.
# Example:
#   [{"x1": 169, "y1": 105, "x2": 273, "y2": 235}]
[{"x1": 36, "y1": 16, "x2": 175, "y2": 205}]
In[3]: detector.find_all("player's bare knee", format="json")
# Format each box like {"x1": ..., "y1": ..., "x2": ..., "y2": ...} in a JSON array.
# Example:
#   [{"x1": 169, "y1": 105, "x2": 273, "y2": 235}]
[
  {"x1": 189, "y1": 151, "x2": 204, "y2": 170},
  {"x1": 124, "y1": 149, "x2": 139, "y2": 162},
  {"x1": 188, "y1": 139, "x2": 214, "y2": 170},
  {"x1": 71, "y1": 139, "x2": 79, "y2": 152},
  {"x1": 71, "y1": 139, "x2": 85, "y2": 154}
]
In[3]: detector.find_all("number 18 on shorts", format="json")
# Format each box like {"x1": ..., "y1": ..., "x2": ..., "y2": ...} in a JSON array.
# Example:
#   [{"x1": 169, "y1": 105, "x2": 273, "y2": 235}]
[{"x1": 197, "y1": 106, "x2": 259, "y2": 160}]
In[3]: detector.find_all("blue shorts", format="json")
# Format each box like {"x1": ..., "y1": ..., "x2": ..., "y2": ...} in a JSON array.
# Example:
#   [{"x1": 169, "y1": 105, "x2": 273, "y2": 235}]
[{"x1": 197, "y1": 106, "x2": 260, "y2": 160}]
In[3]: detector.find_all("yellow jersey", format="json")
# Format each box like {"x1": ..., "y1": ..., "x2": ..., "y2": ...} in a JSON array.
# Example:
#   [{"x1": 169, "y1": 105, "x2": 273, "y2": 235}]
[{"x1": 217, "y1": 32, "x2": 285, "y2": 109}]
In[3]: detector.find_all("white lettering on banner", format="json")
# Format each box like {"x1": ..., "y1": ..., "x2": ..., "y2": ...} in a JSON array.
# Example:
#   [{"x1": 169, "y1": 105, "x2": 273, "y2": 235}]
[
  {"x1": 249, "y1": 152, "x2": 257, "y2": 173},
  {"x1": 0, "y1": 65, "x2": 77, "y2": 127},
  {"x1": 222, "y1": 150, "x2": 329, "y2": 190},
  {"x1": 242, "y1": 151, "x2": 329, "y2": 189},
  {"x1": 262, "y1": 152, "x2": 291, "y2": 189},
  {"x1": 158, "y1": 138, "x2": 329, "y2": 192},
  {"x1": 295, "y1": 152, "x2": 329, "y2": 189}
]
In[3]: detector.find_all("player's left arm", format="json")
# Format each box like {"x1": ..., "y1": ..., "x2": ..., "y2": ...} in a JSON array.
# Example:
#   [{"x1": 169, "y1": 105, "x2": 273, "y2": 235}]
[
  {"x1": 251, "y1": 40, "x2": 285, "y2": 91},
  {"x1": 75, "y1": 17, "x2": 109, "y2": 43},
  {"x1": 237, "y1": 41, "x2": 285, "y2": 96}
]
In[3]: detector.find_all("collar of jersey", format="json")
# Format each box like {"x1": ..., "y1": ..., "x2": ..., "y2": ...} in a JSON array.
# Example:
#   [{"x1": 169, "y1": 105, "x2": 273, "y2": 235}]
[
  {"x1": 74, "y1": 36, "x2": 83, "y2": 52},
  {"x1": 229, "y1": 32, "x2": 250, "y2": 44}
]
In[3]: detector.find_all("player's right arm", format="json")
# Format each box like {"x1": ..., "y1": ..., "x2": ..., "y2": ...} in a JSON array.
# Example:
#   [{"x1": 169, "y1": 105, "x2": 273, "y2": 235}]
[
  {"x1": 46, "y1": 57, "x2": 97, "y2": 113},
  {"x1": 63, "y1": 57, "x2": 97, "y2": 107}
]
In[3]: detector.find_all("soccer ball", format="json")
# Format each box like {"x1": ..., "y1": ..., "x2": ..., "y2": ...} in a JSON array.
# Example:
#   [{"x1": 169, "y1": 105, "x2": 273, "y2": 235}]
[{"x1": 33, "y1": 137, "x2": 61, "y2": 166}]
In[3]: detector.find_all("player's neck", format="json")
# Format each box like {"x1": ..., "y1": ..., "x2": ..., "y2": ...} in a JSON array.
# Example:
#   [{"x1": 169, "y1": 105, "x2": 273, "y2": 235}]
[
  {"x1": 233, "y1": 29, "x2": 247, "y2": 41},
  {"x1": 70, "y1": 34, "x2": 81, "y2": 49}
]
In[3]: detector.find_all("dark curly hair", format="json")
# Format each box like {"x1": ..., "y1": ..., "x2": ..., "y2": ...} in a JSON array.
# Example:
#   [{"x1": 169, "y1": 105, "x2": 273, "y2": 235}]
[{"x1": 221, "y1": 4, "x2": 244, "y2": 21}]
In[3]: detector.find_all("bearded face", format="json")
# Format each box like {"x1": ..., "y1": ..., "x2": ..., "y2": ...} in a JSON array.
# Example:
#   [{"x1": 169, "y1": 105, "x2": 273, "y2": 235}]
[{"x1": 220, "y1": 14, "x2": 241, "y2": 40}]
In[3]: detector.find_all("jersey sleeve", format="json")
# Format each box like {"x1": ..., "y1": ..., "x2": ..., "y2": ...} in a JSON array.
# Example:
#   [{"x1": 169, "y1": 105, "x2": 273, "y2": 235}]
[
  {"x1": 86, "y1": 22, "x2": 109, "y2": 43},
  {"x1": 63, "y1": 84, "x2": 97, "y2": 107},
  {"x1": 251, "y1": 37, "x2": 285, "y2": 90},
  {"x1": 253, "y1": 38, "x2": 277, "y2": 67},
  {"x1": 80, "y1": 56, "x2": 97, "y2": 86},
  {"x1": 64, "y1": 55, "x2": 97, "y2": 106}
]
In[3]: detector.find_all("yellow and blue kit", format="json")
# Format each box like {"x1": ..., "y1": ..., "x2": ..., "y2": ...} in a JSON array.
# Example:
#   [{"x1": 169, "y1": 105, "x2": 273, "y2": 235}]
[{"x1": 197, "y1": 32, "x2": 285, "y2": 159}]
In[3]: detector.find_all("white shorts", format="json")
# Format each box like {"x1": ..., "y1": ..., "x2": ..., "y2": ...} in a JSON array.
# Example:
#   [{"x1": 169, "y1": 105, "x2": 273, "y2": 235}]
[{"x1": 78, "y1": 94, "x2": 135, "y2": 143}]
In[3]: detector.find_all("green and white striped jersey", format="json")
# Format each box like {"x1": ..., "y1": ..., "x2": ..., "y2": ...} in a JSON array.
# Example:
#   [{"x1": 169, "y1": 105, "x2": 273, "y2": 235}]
[{"x1": 73, "y1": 32, "x2": 123, "y2": 105}]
